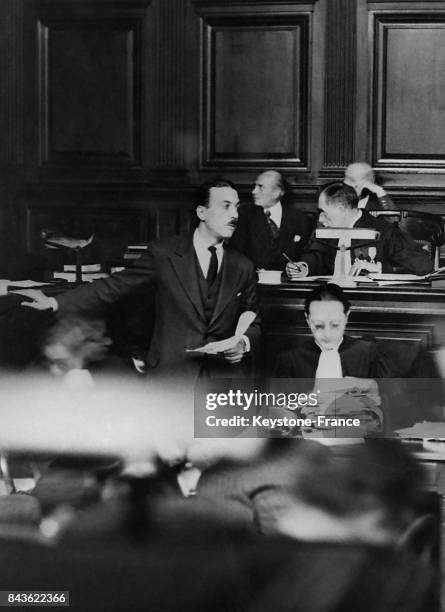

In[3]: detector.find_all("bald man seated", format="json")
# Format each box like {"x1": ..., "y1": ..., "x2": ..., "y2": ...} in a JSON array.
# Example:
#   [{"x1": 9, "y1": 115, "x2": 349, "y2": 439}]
[
  {"x1": 344, "y1": 162, "x2": 394, "y2": 211},
  {"x1": 229, "y1": 170, "x2": 312, "y2": 271}
]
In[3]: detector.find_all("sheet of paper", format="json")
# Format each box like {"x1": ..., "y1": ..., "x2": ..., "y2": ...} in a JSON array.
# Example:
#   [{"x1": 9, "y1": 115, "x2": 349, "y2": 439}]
[
  {"x1": 369, "y1": 273, "x2": 426, "y2": 281},
  {"x1": 7, "y1": 280, "x2": 52, "y2": 288},
  {"x1": 395, "y1": 421, "x2": 445, "y2": 438},
  {"x1": 287, "y1": 276, "x2": 332, "y2": 282}
]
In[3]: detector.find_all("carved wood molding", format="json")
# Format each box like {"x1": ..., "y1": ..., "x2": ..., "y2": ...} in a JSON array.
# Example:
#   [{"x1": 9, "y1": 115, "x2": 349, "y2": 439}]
[
  {"x1": 151, "y1": 0, "x2": 187, "y2": 170},
  {"x1": 321, "y1": 0, "x2": 356, "y2": 173}
]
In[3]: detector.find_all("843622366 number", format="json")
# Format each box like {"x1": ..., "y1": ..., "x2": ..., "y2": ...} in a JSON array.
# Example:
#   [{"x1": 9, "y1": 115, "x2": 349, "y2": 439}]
[{"x1": 0, "y1": 592, "x2": 69, "y2": 606}]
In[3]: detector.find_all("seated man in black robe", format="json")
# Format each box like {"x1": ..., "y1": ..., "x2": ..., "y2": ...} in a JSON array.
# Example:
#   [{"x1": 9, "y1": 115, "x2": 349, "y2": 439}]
[
  {"x1": 285, "y1": 182, "x2": 432, "y2": 278},
  {"x1": 275, "y1": 283, "x2": 393, "y2": 379}
]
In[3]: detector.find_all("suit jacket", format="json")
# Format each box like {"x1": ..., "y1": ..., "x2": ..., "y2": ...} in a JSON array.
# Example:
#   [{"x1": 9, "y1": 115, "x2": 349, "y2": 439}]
[
  {"x1": 274, "y1": 335, "x2": 394, "y2": 378},
  {"x1": 299, "y1": 210, "x2": 433, "y2": 276},
  {"x1": 230, "y1": 203, "x2": 312, "y2": 270},
  {"x1": 57, "y1": 234, "x2": 261, "y2": 378}
]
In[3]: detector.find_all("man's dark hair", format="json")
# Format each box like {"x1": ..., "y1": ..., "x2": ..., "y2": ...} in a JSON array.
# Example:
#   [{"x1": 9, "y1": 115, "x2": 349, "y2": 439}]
[
  {"x1": 195, "y1": 178, "x2": 238, "y2": 211},
  {"x1": 304, "y1": 283, "x2": 350, "y2": 315},
  {"x1": 320, "y1": 182, "x2": 358, "y2": 210}
]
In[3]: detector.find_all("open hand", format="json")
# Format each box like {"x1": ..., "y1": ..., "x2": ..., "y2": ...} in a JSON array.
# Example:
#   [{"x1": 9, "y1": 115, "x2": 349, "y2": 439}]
[{"x1": 12, "y1": 289, "x2": 57, "y2": 311}]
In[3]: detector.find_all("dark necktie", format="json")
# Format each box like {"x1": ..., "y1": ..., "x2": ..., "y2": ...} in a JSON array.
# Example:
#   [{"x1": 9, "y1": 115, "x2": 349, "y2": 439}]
[
  {"x1": 265, "y1": 210, "x2": 279, "y2": 239},
  {"x1": 206, "y1": 246, "x2": 218, "y2": 286}
]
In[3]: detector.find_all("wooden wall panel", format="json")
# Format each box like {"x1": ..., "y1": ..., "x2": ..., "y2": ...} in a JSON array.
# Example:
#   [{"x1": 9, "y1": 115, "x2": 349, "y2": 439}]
[
  {"x1": 48, "y1": 26, "x2": 135, "y2": 157},
  {"x1": 371, "y1": 11, "x2": 445, "y2": 168},
  {"x1": 195, "y1": 1, "x2": 314, "y2": 170},
  {"x1": 6, "y1": 0, "x2": 445, "y2": 271},
  {"x1": 212, "y1": 28, "x2": 299, "y2": 157},
  {"x1": 385, "y1": 27, "x2": 445, "y2": 157},
  {"x1": 20, "y1": 186, "x2": 198, "y2": 265},
  {"x1": 37, "y1": 13, "x2": 144, "y2": 174},
  {"x1": 26, "y1": 205, "x2": 150, "y2": 260}
]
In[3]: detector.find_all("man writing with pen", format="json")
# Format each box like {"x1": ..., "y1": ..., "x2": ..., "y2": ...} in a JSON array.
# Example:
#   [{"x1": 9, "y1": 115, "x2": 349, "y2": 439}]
[
  {"x1": 230, "y1": 170, "x2": 312, "y2": 271},
  {"x1": 286, "y1": 182, "x2": 433, "y2": 279}
]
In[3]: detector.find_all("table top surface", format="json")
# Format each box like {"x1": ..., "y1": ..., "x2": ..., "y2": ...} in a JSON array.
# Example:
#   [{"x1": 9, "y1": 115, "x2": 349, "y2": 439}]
[{"x1": 258, "y1": 279, "x2": 445, "y2": 305}]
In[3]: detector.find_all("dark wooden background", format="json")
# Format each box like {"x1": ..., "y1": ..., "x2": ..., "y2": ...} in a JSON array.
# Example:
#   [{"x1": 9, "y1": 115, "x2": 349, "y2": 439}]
[{"x1": 1, "y1": 0, "x2": 445, "y2": 271}]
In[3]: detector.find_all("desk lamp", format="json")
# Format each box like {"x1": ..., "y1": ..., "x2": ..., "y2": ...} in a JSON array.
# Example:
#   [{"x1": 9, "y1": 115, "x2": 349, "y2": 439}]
[{"x1": 315, "y1": 228, "x2": 380, "y2": 287}]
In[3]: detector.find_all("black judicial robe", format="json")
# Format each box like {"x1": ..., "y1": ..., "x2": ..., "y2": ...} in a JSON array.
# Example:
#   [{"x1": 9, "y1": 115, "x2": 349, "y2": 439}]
[
  {"x1": 274, "y1": 335, "x2": 394, "y2": 379},
  {"x1": 298, "y1": 210, "x2": 432, "y2": 276}
]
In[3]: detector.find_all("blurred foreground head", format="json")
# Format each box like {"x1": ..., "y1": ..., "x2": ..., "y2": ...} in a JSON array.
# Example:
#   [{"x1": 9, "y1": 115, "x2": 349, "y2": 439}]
[
  {"x1": 274, "y1": 439, "x2": 426, "y2": 546},
  {"x1": 43, "y1": 316, "x2": 111, "y2": 376}
]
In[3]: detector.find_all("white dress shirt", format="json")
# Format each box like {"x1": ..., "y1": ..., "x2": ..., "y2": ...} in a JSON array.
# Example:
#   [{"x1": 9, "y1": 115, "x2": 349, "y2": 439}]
[
  {"x1": 193, "y1": 229, "x2": 224, "y2": 278},
  {"x1": 265, "y1": 201, "x2": 283, "y2": 228},
  {"x1": 358, "y1": 195, "x2": 369, "y2": 210}
]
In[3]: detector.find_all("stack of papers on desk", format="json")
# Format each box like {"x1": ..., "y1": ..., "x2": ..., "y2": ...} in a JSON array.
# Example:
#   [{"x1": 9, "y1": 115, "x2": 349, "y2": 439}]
[
  {"x1": 370, "y1": 267, "x2": 445, "y2": 285},
  {"x1": 368, "y1": 273, "x2": 427, "y2": 285}
]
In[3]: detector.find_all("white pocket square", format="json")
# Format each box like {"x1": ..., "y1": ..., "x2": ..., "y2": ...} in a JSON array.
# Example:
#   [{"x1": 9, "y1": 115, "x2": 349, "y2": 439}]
[{"x1": 294, "y1": 234, "x2": 301, "y2": 242}]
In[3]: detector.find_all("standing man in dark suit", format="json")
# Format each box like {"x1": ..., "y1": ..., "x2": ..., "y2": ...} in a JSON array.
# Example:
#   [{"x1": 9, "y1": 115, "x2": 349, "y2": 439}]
[
  {"x1": 17, "y1": 179, "x2": 260, "y2": 379},
  {"x1": 230, "y1": 170, "x2": 312, "y2": 270}
]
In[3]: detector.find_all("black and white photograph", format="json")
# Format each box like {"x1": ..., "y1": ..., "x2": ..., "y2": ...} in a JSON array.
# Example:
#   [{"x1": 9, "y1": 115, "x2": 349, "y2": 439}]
[{"x1": 0, "y1": 0, "x2": 445, "y2": 610}]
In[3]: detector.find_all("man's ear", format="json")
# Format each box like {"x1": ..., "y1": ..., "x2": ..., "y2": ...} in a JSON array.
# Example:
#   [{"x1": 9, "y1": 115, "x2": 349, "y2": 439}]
[
  {"x1": 305, "y1": 313, "x2": 310, "y2": 327},
  {"x1": 345, "y1": 309, "x2": 350, "y2": 322},
  {"x1": 196, "y1": 205, "x2": 206, "y2": 222}
]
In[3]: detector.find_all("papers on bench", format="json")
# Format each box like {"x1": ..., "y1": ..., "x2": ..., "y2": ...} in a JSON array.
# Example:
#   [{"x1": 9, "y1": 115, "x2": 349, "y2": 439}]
[
  {"x1": 396, "y1": 421, "x2": 445, "y2": 439},
  {"x1": 370, "y1": 266, "x2": 445, "y2": 284}
]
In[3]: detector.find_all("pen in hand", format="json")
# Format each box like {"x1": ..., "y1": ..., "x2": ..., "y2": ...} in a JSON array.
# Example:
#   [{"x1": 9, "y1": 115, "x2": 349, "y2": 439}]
[{"x1": 282, "y1": 252, "x2": 292, "y2": 264}]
